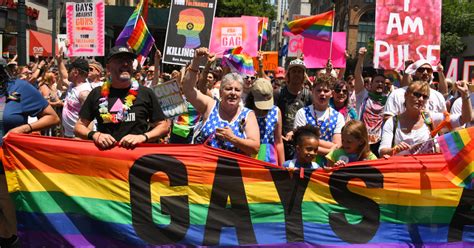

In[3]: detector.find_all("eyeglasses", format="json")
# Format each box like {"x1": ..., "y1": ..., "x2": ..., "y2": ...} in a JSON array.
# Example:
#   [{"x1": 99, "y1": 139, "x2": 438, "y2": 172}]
[
  {"x1": 207, "y1": 76, "x2": 214, "y2": 80},
  {"x1": 416, "y1": 67, "x2": 433, "y2": 74},
  {"x1": 412, "y1": 92, "x2": 429, "y2": 100},
  {"x1": 245, "y1": 76, "x2": 256, "y2": 80},
  {"x1": 334, "y1": 89, "x2": 348, "y2": 94}
]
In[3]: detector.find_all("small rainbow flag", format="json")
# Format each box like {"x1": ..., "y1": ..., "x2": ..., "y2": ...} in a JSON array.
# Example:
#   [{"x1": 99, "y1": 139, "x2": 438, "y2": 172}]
[
  {"x1": 222, "y1": 46, "x2": 255, "y2": 76},
  {"x1": 283, "y1": 10, "x2": 334, "y2": 41},
  {"x1": 127, "y1": 16, "x2": 155, "y2": 65},
  {"x1": 437, "y1": 127, "x2": 474, "y2": 188},
  {"x1": 258, "y1": 17, "x2": 268, "y2": 48},
  {"x1": 384, "y1": 70, "x2": 401, "y2": 87},
  {"x1": 115, "y1": 0, "x2": 143, "y2": 47}
]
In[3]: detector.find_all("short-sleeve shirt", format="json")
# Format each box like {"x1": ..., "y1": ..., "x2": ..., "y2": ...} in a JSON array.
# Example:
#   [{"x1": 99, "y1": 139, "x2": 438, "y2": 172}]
[
  {"x1": 450, "y1": 93, "x2": 474, "y2": 127},
  {"x1": 293, "y1": 106, "x2": 345, "y2": 141},
  {"x1": 384, "y1": 87, "x2": 446, "y2": 116},
  {"x1": 1, "y1": 79, "x2": 48, "y2": 141},
  {"x1": 274, "y1": 86, "x2": 312, "y2": 135},
  {"x1": 379, "y1": 112, "x2": 462, "y2": 155},
  {"x1": 326, "y1": 148, "x2": 377, "y2": 163},
  {"x1": 79, "y1": 84, "x2": 166, "y2": 141},
  {"x1": 283, "y1": 159, "x2": 320, "y2": 169}
]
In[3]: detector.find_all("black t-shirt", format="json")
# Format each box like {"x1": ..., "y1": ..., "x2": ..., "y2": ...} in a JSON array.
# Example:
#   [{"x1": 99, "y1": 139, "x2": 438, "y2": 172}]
[
  {"x1": 274, "y1": 86, "x2": 312, "y2": 135},
  {"x1": 79, "y1": 84, "x2": 166, "y2": 140}
]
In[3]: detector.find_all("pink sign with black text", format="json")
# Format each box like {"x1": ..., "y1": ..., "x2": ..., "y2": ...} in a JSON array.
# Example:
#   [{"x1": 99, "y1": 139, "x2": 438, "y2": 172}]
[
  {"x1": 374, "y1": 0, "x2": 441, "y2": 70},
  {"x1": 209, "y1": 16, "x2": 258, "y2": 57}
]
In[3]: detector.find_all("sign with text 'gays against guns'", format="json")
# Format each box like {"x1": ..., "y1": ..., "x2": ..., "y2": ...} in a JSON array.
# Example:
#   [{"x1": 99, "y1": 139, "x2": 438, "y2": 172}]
[
  {"x1": 374, "y1": 0, "x2": 441, "y2": 70},
  {"x1": 153, "y1": 79, "x2": 187, "y2": 118},
  {"x1": 163, "y1": 0, "x2": 217, "y2": 66},
  {"x1": 66, "y1": 0, "x2": 104, "y2": 56}
]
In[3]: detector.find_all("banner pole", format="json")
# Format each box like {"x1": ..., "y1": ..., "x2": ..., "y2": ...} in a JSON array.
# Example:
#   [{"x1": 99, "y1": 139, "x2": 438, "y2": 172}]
[{"x1": 329, "y1": 5, "x2": 336, "y2": 61}]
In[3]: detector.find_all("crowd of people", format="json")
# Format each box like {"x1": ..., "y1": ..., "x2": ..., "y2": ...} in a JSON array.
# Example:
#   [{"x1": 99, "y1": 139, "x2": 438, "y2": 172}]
[{"x1": 0, "y1": 45, "x2": 472, "y2": 246}]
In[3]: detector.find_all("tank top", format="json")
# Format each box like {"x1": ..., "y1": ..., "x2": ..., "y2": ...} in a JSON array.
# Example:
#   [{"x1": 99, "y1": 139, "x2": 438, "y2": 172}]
[{"x1": 255, "y1": 106, "x2": 278, "y2": 164}]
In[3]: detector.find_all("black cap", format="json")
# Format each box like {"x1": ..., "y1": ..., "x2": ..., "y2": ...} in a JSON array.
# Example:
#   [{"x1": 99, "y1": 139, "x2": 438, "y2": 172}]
[
  {"x1": 70, "y1": 58, "x2": 90, "y2": 73},
  {"x1": 107, "y1": 46, "x2": 136, "y2": 63}
]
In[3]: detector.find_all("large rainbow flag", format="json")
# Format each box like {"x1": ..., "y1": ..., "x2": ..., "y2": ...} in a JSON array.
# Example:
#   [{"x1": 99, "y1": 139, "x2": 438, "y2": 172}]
[
  {"x1": 2, "y1": 134, "x2": 474, "y2": 246},
  {"x1": 438, "y1": 127, "x2": 474, "y2": 188},
  {"x1": 283, "y1": 10, "x2": 334, "y2": 41},
  {"x1": 222, "y1": 46, "x2": 255, "y2": 76}
]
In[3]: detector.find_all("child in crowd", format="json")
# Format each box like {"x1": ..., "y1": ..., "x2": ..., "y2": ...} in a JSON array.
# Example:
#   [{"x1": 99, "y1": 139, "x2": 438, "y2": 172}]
[
  {"x1": 283, "y1": 125, "x2": 321, "y2": 169},
  {"x1": 326, "y1": 120, "x2": 377, "y2": 167}
]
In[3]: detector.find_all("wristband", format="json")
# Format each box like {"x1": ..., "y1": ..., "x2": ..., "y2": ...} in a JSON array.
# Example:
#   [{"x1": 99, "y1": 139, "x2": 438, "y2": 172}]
[
  {"x1": 27, "y1": 123, "x2": 33, "y2": 133},
  {"x1": 87, "y1": 131, "x2": 97, "y2": 140},
  {"x1": 142, "y1": 133, "x2": 149, "y2": 142}
]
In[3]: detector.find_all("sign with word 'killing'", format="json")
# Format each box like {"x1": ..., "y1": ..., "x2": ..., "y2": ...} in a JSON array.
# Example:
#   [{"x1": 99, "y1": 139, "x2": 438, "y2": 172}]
[
  {"x1": 374, "y1": 0, "x2": 441, "y2": 70},
  {"x1": 66, "y1": 0, "x2": 104, "y2": 56}
]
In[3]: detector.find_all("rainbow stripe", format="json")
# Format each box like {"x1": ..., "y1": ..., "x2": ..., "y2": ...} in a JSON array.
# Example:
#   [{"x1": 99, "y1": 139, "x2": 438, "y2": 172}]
[
  {"x1": 384, "y1": 70, "x2": 401, "y2": 87},
  {"x1": 255, "y1": 143, "x2": 277, "y2": 165},
  {"x1": 127, "y1": 16, "x2": 155, "y2": 59},
  {"x1": 258, "y1": 17, "x2": 268, "y2": 48},
  {"x1": 115, "y1": 0, "x2": 143, "y2": 46},
  {"x1": 222, "y1": 46, "x2": 255, "y2": 76},
  {"x1": 3, "y1": 134, "x2": 474, "y2": 246},
  {"x1": 437, "y1": 127, "x2": 474, "y2": 188},
  {"x1": 283, "y1": 10, "x2": 334, "y2": 40}
]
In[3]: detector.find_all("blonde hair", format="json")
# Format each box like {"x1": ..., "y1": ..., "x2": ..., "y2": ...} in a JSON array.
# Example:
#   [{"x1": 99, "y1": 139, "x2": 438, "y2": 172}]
[
  {"x1": 42, "y1": 72, "x2": 55, "y2": 85},
  {"x1": 342, "y1": 120, "x2": 371, "y2": 160},
  {"x1": 406, "y1": 80, "x2": 430, "y2": 96}
]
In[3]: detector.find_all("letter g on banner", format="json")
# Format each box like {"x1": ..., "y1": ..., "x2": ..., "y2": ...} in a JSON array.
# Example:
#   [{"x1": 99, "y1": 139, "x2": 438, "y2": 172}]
[{"x1": 129, "y1": 154, "x2": 190, "y2": 245}]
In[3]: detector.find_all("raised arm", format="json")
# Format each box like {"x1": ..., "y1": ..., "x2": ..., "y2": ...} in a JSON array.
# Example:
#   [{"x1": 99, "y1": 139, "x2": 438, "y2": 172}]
[
  {"x1": 182, "y1": 47, "x2": 214, "y2": 114},
  {"x1": 55, "y1": 47, "x2": 70, "y2": 89},
  {"x1": 437, "y1": 63, "x2": 448, "y2": 96},
  {"x1": 400, "y1": 59, "x2": 414, "y2": 88},
  {"x1": 197, "y1": 52, "x2": 215, "y2": 95},
  {"x1": 455, "y1": 80, "x2": 472, "y2": 125},
  {"x1": 152, "y1": 49, "x2": 161, "y2": 87},
  {"x1": 354, "y1": 47, "x2": 366, "y2": 94}
]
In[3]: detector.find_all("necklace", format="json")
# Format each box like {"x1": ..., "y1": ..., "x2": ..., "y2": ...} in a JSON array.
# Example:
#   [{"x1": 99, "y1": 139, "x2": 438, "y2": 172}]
[{"x1": 98, "y1": 80, "x2": 139, "y2": 123}]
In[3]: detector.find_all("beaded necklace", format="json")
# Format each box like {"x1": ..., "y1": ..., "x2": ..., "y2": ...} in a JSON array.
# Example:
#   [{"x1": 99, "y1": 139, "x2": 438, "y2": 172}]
[{"x1": 98, "y1": 80, "x2": 139, "y2": 123}]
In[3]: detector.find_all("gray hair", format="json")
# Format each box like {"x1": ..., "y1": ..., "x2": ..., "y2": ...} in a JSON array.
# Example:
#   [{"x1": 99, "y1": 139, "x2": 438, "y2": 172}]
[{"x1": 220, "y1": 72, "x2": 244, "y2": 90}]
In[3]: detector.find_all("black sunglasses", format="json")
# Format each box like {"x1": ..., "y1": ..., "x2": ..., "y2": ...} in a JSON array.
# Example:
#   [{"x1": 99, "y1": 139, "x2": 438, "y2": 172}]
[
  {"x1": 416, "y1": 67, "x2": 433, "y2": 74},
  {"x1": 412, "y1": 92, "x2": 429, "y2": 100},
  {"x1": 334, "y1": 89, "x2": 348, "y2": 94},
  {"x1": 245, "y1": 76, "x2": 256, "y2": 80}
]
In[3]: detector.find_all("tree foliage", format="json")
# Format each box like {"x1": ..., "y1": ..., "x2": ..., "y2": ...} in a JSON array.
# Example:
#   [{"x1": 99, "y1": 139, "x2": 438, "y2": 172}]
[
  {"x1": 441, "y1": 1, "x2": 474, "y2": 59},
  {"x1": 215, "y1": 0, "x2": 275, "y2": 19}
]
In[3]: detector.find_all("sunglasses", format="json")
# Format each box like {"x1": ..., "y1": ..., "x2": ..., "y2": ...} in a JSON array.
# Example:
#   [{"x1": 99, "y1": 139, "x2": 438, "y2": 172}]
[
  {"x1": 416, "y1": 67, "x2": 433, "y2": 74},
  {"x1": 245, "y1": 76, "x2": 256, "y2": 80},
  {"x1": 334, "y1": 89, "x2": 348, "y2": 94},
  {"x1": 412, "y1": 92, "x2": 429, "y2": 100}
]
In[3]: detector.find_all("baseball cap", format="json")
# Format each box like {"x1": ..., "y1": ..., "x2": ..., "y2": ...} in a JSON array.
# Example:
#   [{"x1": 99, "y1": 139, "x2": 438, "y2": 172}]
[
  {"x1": 251, "y1": 78, "x2": 274, "y2": 110},
  {"x1": 405, "y1": 59, "x2": 432, "y2": 75},
  {"x1": 107, "y1": 46, "x2": 137, "y2": 62},
  {"x1": 288, "y1": 59, "x2": 306, "y2": 71},
  {"x1": 275, "y1": 67, "x2": 285, "y2": 79},
  {"x1": 70, "y1": 58, "x2": 90, "y2": 73},
  {"x1": 147, "y1": 66, "x2": 155, "y2": 72}
]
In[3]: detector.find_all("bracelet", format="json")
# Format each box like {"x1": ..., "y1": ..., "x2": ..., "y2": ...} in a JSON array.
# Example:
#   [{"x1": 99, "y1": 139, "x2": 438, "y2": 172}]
[
  {"x1": 186, "y1": 67, "x2": 199, "y2": 73},
  {"x1": 142, "y1": 133, "x2": 149, "y2": 142},
  {"x1": 87, "y1": 131, "x2": 97, "y2": 140},
  {"x1": 27, "y1": 123, "x2": 33, "y2": 133}
]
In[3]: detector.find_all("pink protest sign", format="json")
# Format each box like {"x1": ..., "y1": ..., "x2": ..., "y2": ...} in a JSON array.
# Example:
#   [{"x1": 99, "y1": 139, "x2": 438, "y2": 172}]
[
  {"x1": 209, "y1": 16, "x2": 258, "y2": 57},
  {"x1": 303, "y1": 32, "x2": 346, "y2": 68},
  {"x1": 374, "y1": 0, "x2": 441, "y2": 70},
  {"x1": 288, "y1": 35, "x2": 304, "y2": 57}
]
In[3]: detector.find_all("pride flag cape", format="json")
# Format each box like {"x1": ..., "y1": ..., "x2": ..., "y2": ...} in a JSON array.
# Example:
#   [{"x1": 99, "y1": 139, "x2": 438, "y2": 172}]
[
  {"x1": 437, "y1": 127, "x2": 474, "y2": 188},
  {"x1": 222, "y1": 46, "x2": 255, "y2": 76},
  {"x1": 283, "y1": 10, "x2": 334, "y2": 41},
  {"x1": 3, "y1": 134, "x2": 474, "y2": 247}
]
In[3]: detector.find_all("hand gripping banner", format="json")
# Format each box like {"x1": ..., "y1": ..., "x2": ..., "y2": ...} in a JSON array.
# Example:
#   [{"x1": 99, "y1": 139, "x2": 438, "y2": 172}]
[{"x1": 2, "y1": 134, "x2": 474, "y2": 247}]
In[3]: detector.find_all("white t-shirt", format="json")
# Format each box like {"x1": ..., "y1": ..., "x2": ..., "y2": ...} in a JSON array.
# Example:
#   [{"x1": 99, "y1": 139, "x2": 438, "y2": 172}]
[
  {"x1": 379, "y1": 112, "x2": 462, "y2": 155},
  {"x1": 294, "y1": 106, "x2": 345, "y2": 134},
  {"x1": 450, "y1": 94, "x2": 474, "y2": 127},
  {"x1": 62, "y1": 81, "x2": 93, "y2": 137},
  {"x1": 384, "y1": 87, "x2": 446, "y2": 116}
]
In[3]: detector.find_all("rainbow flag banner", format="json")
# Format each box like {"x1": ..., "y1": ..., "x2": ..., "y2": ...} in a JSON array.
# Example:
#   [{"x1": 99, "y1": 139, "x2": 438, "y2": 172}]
[
  {"x1": 222, "y1": 46, "x2": 255, "y2": 76},
  {"x1": 438, "y1": 127, "x2": 474, "y2": 188},
  {"x1": 283, "y1": 10, "x2": 334, "y2": 41},
  {"x1": 3, "y1": 134, "x2": 474, "y2": 247}
]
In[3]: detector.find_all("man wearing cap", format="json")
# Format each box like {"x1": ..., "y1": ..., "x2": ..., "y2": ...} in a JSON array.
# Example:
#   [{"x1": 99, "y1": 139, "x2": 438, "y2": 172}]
[
  {"x1": 383, "y1": 59, "x2": 447, "y2": 119},
  {"x1": 274, "y1": 58, "x2": 312, "y2": 159},
  {"x1": 74, "y1": 46, "x2": 169, "y2": 149},
  {"x1": 56, "y1": 55, "x2": 94, "y2": 138}
]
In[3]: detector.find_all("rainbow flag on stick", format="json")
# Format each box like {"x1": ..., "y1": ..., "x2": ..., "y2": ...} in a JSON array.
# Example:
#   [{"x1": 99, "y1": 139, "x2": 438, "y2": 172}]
[
  {"x1": 437, "y1": 127, "x2": 474, "y2": 188},
  {"x1": 258, "y1": 17, "x2": 268, "y2": 49},
  {"x1": 283, "y1": 10, "x2": 334, "y2": 41},
  {"x1": 222, "y1": 46, "x2": 255, "y2": 76}
]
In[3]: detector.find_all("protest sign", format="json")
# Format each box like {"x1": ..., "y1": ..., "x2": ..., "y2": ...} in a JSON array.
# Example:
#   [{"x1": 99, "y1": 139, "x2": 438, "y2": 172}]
[
  {"x1": 252, "y1": 51, "x2": 278, "y2": 72},
  {"x1": 57, "y1": 34, "x2": 68, "y2": 56},
  {"x1": 163, "y1": 0, "x2": 217, "y2": 66},
  {"x1": 287, "y1": 15, "x2": 307, "y2": 57},
  {"x1": 374, "y1": 0, "x2": 441, "y2": 70},
  {"x1": 153, "y1": 79, "x2": 187, "y2": 118},
  {"x1": 445, "y1": 57, "x2": 474, "y2": 83},
  {"x1": 209, "y1": 16, "x2": 259, "y2": 57},
  {"x1": 66, "y1": 0, "x2": 104, "y2": 57},
  {"x1": 4, "y1": 132, "x2": 474, "y2": 247},
  {"x1": 303, "y1": 32, "x2": 346, "y2": 68}
]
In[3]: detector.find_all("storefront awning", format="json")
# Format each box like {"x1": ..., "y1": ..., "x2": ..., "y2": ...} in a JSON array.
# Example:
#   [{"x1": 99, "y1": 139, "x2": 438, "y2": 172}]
[{"x1": 29, "y1": 30, "x2": 53, "y2": 57}]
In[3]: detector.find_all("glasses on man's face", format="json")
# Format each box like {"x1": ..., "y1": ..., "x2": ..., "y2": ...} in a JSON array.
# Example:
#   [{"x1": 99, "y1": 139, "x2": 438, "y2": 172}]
[
  {"x1": 412, "y1": 91, "x2": 429, "y2": 100},
  {"x1": 207, "y1": 76, "x2": 214, "y2": 80},
  {"x1": 416, "y1": 67, "x2": 433, "y2": 74},
  {"x1": 245, "y1": 76, "x2": 256, "y2": 81},
  {"x1": 334, "y1": 88, "x2": 348, "y2": 94}
]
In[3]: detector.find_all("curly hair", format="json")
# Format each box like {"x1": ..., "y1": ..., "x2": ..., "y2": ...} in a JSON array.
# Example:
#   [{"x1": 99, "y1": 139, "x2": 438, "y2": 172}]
[{"x1": 293, "y1": 124, "x2": 321, "y2": 146}]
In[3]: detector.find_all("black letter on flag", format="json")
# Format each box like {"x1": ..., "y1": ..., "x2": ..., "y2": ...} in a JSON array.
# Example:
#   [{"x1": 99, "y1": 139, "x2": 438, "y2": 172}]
[
  {"x1": 203, "y1": 156, "x2": 256, "y2": 245},
  {"x1": 130, "y1": 154, "x2": 189, "y2": 244},
  {"x1": 270, "y1": 168, "x2": 312, "y2": 242},
  {"x1": 448, "y1": 188, "x2": 474, "y2": 242},
  {"x1": 329, "y1": 165, "x2": 383, "y2": 243}
]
